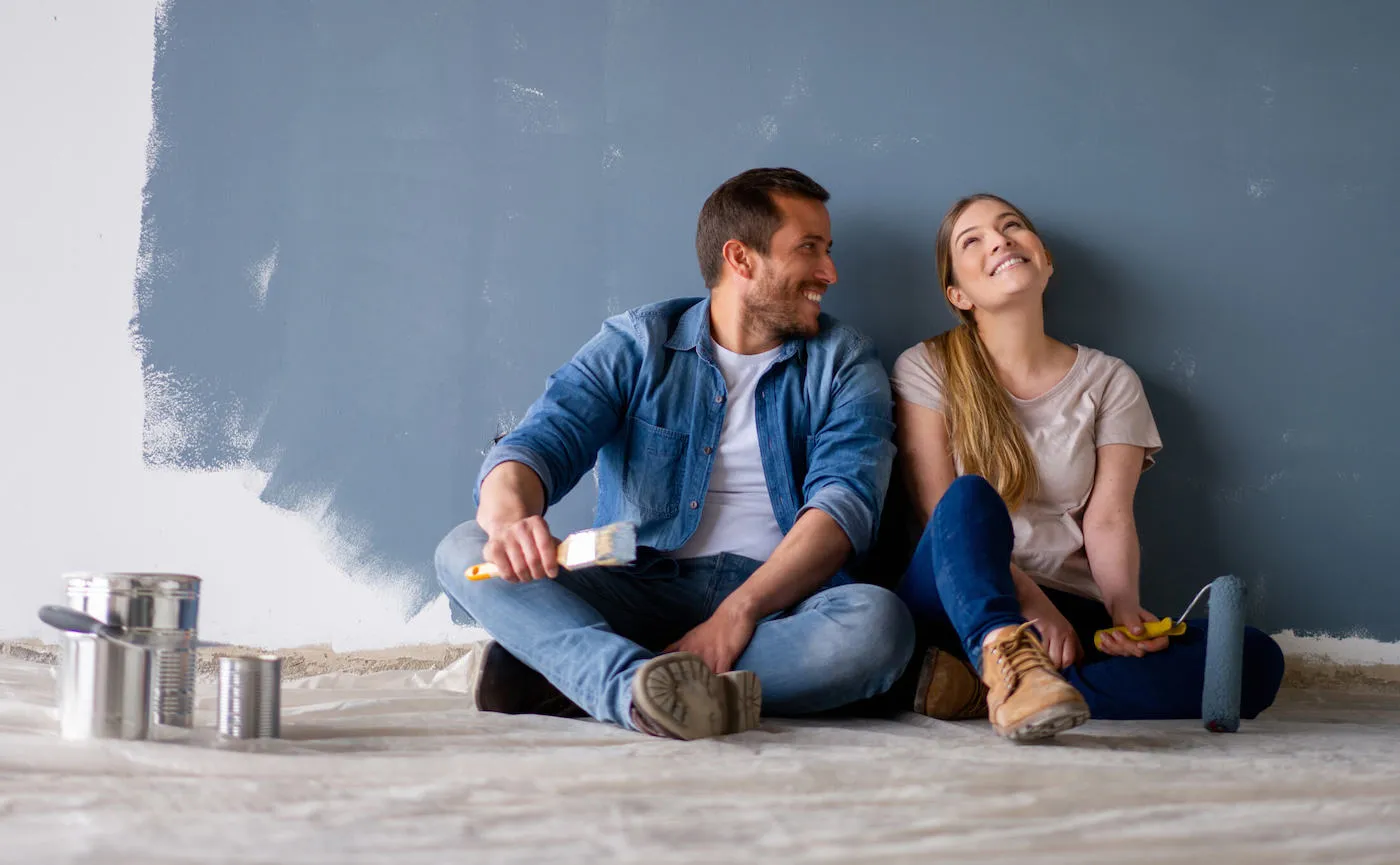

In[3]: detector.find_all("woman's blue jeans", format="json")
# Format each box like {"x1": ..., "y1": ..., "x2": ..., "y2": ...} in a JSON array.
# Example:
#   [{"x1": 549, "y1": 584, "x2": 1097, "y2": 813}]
[{"x1": 894, "y1": 475, "x2": 1285, "y2": 720}]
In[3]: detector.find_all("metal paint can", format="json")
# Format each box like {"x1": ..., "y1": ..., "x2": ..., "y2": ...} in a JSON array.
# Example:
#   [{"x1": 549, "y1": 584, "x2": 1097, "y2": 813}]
[
  {"x1": 217, "y1": 654, "x2": 282, "y2": 739},
  {"x1": 56, "y1": 632, "x2": 152, "y2": 740},
  {"x1": 63, "y1": 573, "x2": 201, "y2": 730}
]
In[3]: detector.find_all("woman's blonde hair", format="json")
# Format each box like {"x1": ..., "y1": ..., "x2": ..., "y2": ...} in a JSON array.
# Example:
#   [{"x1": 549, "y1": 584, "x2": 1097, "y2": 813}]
[{"x1": 927, "y1": 194, "x2": 1042, "y2": 511}]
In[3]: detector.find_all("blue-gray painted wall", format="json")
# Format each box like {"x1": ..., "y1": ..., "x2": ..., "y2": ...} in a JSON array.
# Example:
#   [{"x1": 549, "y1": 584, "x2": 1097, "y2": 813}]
[{"x1": 134, "y1": 1, "x2": 1399, "y2": 638}]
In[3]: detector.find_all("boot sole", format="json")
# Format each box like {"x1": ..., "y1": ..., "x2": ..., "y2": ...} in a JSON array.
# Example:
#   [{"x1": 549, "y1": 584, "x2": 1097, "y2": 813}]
[
  {"x1": 1001, "y1": 702, "x2": 1090, "y2": 743},
  {"x1": 632, "y1": 653, "x2": 762, "y2": 740},
  {"x1": 720, "y1": 670, "x2": 762, "y2": 733}
]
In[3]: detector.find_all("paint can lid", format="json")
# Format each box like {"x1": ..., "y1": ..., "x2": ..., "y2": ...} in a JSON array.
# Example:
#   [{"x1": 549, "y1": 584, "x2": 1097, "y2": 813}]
[{"x1": 64, "y1": 572, "x2": 201, "y2": 597}]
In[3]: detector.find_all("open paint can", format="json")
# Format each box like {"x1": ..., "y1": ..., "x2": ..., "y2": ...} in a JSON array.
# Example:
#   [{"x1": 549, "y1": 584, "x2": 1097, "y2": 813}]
[
  {"x1": 56, "y1": 630, "x2": 153, "y2": 741},
  {"x1": 62, "y1": 573, "x2": 201, "y2": 733}
]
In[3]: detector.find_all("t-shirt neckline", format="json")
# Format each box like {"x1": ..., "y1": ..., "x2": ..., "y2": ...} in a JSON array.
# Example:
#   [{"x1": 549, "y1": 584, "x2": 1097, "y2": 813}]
[{"x1": 1008, "y1": 344, "x2": 1088, "y2": 406}]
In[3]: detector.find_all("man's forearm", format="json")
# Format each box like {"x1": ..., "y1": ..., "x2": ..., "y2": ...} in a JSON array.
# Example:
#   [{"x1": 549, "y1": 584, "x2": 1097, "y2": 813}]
[
  {"x1": 719, "y1": 508, "x2": 852, "y2": 622},
  {"x1": 476, "y1": 461, "x2": 548, "y2": 535}
]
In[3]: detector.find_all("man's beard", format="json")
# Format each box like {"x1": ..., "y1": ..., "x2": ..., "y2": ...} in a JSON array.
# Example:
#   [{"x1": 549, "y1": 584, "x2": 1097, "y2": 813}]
[{"x1": 745, "y1": 272, "x2": 821, "y2": 343}]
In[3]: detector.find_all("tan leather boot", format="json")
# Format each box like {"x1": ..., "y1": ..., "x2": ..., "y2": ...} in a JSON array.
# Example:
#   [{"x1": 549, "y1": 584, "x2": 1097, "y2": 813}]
[
  {"x1": 912, "y1": 646, "x2": 989, "y2": 720},
  {"x1": 980, "y1": 623, "x2": 1090, "y2": 742}
]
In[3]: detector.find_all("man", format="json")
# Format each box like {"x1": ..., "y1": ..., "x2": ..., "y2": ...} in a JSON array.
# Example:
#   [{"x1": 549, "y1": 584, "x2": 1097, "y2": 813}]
[{"x1": 435, "y1": 167, "x2": 914, "y2": 740}]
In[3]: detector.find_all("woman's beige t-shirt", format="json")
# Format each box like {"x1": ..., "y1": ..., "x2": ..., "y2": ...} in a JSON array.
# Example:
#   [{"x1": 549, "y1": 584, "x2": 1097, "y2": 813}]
[{"x1": 890, "y1": 342, "x2": 1162, "y2": 601}]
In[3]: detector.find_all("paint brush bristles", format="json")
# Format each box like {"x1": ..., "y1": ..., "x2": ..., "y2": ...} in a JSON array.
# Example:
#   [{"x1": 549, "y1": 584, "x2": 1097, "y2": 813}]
[
  {"x1": 559, "y1": 521, "x2": 636, "y2": 569},
  {"x1": 465, "y1": 522, "x2": 637, "y2": 580}
]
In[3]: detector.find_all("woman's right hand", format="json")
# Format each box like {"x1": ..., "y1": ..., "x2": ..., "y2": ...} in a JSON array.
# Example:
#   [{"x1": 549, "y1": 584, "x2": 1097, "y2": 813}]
[{"x1": 1021, "y1": 596, "x2": 1083, "y2": 669}]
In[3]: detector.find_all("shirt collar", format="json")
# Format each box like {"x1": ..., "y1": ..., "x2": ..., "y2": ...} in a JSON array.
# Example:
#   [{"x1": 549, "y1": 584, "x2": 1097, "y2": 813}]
[{"x1": 664, "y1": 296, "x2": 806, "y2": 365}]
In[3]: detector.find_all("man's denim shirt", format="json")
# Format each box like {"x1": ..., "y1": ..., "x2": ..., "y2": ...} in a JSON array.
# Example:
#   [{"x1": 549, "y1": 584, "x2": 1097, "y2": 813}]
[{"x1": 475, "y1": 297, "x2": 896, "y2": 582}]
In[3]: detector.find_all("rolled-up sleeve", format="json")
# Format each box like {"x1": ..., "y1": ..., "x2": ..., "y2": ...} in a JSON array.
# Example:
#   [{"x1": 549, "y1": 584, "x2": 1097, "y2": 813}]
[
  {"x1": 474, "y1": 315, "x2": 639, "y2": 509},
  {"x1": 797, "y1": 334, "x2": 895, "y2": 555}
]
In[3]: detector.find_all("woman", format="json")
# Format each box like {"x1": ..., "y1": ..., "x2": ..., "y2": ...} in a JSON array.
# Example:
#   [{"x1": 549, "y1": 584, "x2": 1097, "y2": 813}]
[{"x1": 889, "y1": 194, "x2": 1284, "y2": 742}]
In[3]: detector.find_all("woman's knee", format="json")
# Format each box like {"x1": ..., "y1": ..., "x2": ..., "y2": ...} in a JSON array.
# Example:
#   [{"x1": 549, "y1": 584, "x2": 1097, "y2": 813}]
[
  {"x1": 927, "y1": 474, "x2": 1013, "y2": 548},
  {"x1": 938, "y1": 475, "x2": 1001, "y2": 513}
]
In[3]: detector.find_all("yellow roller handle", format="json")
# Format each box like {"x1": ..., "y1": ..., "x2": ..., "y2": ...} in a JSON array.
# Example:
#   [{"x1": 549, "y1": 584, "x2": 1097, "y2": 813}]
[{"x1": 1093, "y1": 618, "x2": 1187, "y2": 651}]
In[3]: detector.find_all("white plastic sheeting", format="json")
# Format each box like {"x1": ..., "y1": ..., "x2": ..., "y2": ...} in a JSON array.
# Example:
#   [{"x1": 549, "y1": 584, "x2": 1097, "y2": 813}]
[{"x1": 2, "y1": 646, "x2": 1398, "y2": 864}]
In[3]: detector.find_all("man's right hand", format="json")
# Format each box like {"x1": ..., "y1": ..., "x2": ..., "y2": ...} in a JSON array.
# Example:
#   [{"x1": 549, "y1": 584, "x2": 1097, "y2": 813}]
[{"x1": 481, "y1": 516, "x2": 560, "y2": 582}]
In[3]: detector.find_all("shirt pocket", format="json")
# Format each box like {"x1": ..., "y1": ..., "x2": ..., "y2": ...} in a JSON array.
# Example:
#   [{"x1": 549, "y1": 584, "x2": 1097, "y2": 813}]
[{"x1": 622, "y1": 416, "x2": 689, "y2": 518}]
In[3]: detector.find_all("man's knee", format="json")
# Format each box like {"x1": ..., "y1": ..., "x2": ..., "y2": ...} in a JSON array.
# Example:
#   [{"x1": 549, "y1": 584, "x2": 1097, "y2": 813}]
[
  {"x1": 434, "y1": 520, "x2": 489, "y2": 590},
  {"x1": 435, "y1": 520, "x2": 494, "y2": 626},
  {"x1": 824, "y1": 584, "x2": 917, "y2": 687}
]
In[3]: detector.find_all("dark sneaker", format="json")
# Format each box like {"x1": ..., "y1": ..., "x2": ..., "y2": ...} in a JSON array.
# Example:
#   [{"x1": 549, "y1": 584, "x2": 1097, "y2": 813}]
[
  {"x1": 474, "y1": 640, "x2": 586, "y2": 718},
  {"x1": 628, "y1": 652, "x2": 761, "y2": 740}
]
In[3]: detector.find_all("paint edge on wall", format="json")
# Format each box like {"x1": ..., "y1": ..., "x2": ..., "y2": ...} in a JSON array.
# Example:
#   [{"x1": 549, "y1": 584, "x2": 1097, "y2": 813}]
[
  {"x1": 1272, "y1": 630, "x2": 1400, "y2": 666},
  {"x1": 1276, "y1": 632, "x2": 1400, "y2": 693},
  {"x1": 0, "y1": 0, "x2": 469, "y2": 651},
  {"x1": 131, "y1": 0, "x2": 431, "y2": 622}
]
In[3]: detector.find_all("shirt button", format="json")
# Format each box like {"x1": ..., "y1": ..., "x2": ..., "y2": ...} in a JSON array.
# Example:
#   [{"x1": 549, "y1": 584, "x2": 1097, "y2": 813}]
[
  {"x1": 702, "y1": 446, "x2": 713, "y2": 455},
  {"x1": 714, "y1": 394, "x2": 724, "y2": 404},
  {"x1": 689, "y1": 500, "x2": 699, "y2": 509}
]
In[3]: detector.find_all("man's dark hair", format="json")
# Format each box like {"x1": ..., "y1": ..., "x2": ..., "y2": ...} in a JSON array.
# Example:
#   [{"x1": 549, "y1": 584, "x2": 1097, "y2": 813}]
[{"x1": 695, "y1": 167, "x2": 830, "y2": 289}]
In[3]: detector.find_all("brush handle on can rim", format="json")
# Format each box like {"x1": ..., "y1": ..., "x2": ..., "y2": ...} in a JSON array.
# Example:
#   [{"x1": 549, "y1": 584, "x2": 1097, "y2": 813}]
[
  {"x1": 38, "y1": 606, "x2": 234, "y2": 649},
  {"x1": 39, "y1": 605, "x2": 124, "y2": 639}
]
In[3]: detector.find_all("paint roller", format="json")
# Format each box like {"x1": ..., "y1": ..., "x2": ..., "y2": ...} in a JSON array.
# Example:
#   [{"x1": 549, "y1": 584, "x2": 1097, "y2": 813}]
[
  {"x1": 1093, "y1": 574, "x2": 1248, "y2": 732},
  {"x1": 1202, "y1": 575, "x2": 1246, "y2": 733}
]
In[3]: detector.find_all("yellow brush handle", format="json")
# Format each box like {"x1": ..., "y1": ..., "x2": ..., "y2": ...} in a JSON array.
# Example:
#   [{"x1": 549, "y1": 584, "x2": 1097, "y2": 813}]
[
  {"x1": 1093, "y1": 618, "x2": 1188, "y2": 651},
  {"x1": 465, "y1": 547, "x2": 566, "y2": 581},
  {"x1": 465, "y1": 563, "x2": 499, "y2": 581}
]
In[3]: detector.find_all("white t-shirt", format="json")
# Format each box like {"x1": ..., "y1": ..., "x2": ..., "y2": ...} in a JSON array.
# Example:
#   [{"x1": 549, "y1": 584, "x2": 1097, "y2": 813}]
[
  {"x1": 674, "y1": 343, "x2": 787, "y2": 562},
  {"x1": 890, "y1": 341, "x2": 1163, "y2": 600}
]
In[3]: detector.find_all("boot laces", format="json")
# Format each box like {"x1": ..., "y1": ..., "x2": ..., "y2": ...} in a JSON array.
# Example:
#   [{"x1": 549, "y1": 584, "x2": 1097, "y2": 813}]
[{"x1": 990, "y1": 622, "x2": 1055, "y2": 689}]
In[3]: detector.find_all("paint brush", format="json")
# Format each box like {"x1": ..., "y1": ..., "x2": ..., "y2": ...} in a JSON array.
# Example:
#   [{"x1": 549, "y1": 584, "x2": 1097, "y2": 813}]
[{"x1": 465, "y1": 522, "x2": 637, "y2": 581}]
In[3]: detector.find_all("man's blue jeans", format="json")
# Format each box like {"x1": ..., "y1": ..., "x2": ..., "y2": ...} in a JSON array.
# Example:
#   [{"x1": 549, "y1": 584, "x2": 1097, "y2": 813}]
[
  {"x1": 436, "y1": 522, "x2": 916, "y2": 730},
  {"x1": 895, "y1": 475, "x2": 1285, "y2": 721}
]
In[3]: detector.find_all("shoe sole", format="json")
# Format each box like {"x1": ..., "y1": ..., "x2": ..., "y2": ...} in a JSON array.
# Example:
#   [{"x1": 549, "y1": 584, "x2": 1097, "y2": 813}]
[
  {"x1": 1001, "y1": 702, "x2": 1091, "y2": 743},
  {"x1": 719, "y1": 670, "x2": 762, "y2": 733},
  {"x1": 632, "y1": 653, "x2": 762, "y2": 740}
]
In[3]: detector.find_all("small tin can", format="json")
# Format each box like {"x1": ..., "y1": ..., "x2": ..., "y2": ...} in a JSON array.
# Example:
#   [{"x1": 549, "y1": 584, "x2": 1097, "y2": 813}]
[{"x1": 217, "y1": 655, "x2": 282, "y2": 739}]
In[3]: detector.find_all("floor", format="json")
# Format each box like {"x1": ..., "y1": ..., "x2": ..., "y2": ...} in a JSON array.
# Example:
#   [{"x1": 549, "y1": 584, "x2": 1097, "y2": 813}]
[{"x1": 2, "y1": 645, "x2": 1398, "y2": 864}]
